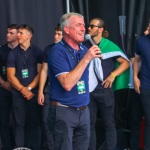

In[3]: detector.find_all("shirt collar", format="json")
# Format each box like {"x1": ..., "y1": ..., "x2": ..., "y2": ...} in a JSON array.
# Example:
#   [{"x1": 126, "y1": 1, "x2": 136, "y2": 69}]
[{"x1": 61, "y1": 38, "x2": 83, "y2": 53}]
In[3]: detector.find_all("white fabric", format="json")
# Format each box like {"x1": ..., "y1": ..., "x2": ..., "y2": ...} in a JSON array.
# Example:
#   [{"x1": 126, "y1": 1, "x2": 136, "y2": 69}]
[
  {"x1": 89, "y1": 51, "x2": 132, "y2": 92},
  {"x1": 89, "y1": 58, "x2": 103, "y2": 92}
]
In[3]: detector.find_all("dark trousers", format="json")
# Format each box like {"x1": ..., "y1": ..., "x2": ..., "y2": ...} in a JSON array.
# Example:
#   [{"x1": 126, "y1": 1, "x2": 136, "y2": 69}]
[
  {"x1": 48, "y1": 105, "x2": 90, "y2": 150},
  {"x1": 0, "y1": 87, "x2": 13, "y2": 150},
  {"x1": 130, "y1": 89, "x2": 150, "y2": 150},
  {"x1": 130, "y1": 89, "x2": 142, "y2": 150},
  {"x1": 12, "y1": 88, "x2": 41, "y2": 150},
  {"x1": 88, "y1": 88, "x2": 117, "y2": 150},
  {"x1": 41, "y1": 84, "x2": 54, "y2": 150}
]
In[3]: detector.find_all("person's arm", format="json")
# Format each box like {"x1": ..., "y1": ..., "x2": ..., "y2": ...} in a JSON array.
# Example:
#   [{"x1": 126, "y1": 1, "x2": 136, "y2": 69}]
[
  {"x1": 7, "y1": 63, "x2": 42, "y2": 100},
  {"x1": 38, "y1": 62, "x2": 48, "y2": 105},
  {"x1": 102, "y1": 57, "x2": 130, "y2": 88},
  {"x1": 0, "y1": 74, "x2": 13, "y2": 91},
  {"x1": 22, "y1": 63, "x2": 42, "y2": 100},
  {"x1": 0, "y1": 76, "x2": 5, "y2": 86},
  {"x1": 27, "y1": 63, "x2": 43, "y2": 89},
  {"x1": 6, "y1": 67, "x2": 32, "y2": 99},
  {"x1": 57, "y1": 45, "x2": 102, "y2": 91},
  {"x1": 133, "y1": 54, "x2": 141, "y2": 94},
  {"x1": 7, "y1": 67, "x2": 24, "y2": 90}
]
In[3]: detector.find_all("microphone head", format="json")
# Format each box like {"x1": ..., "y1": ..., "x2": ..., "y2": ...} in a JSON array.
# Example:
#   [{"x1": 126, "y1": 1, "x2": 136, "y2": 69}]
[
  {"x1": 85, "y1": 34, "x2": 95, "y2": 45},
  {"x1": 85, "y1": 34, "x2": 91, "y2": 40}
]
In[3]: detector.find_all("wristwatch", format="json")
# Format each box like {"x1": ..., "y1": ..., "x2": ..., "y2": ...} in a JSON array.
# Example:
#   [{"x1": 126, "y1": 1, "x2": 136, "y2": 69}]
[{"x1": 28, "y1": 87, "x2": 32, "y2": 91}]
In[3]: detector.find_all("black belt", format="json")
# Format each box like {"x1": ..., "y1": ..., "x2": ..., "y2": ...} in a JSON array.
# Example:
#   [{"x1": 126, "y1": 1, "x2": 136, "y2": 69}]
[{"x1": 50, "y1": 101, "x2": 86, "y2": 111}]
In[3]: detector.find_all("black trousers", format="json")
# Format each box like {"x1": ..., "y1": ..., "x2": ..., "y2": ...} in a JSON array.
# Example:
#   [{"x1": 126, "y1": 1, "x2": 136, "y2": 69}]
[
  {"x1": 48, "y1": 105, "x2": 90, "y2": 150},
  {"x1": 11, "y1": 88, "x2": 41, "y2": 150},
  {"x1": 41, "y1": 84, "x2": 54, "y2": 150},
  {"x1": 88, "y1": 88, "x2": 117, "y2": 150},
  {"x1": 130, "y1": 89, "x2": 150, "y2": 150},
  {"x1": 0, "y1": 87, "x2": 13, "y2": 150}
]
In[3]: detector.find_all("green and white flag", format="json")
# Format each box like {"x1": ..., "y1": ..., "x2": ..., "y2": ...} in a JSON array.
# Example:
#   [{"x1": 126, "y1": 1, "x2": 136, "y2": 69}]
[{"x1": 89, "y1": 37, "x2": 132, "y2": 92}]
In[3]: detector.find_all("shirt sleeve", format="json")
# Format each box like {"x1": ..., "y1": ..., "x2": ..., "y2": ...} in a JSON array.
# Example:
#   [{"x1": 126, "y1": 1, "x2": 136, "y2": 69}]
[
  {"x1": 48, "y1": 46, "x2": 71, "y2": 77},
  {"x1": 134, "y1": 40, "x2": 141, "y2": 56},
  {"x1": 36, "y1": 48, "x2": 44, "y2": 64},
  {"x1": 43, "y1": 44, "x2": 55, "y2": 63}
]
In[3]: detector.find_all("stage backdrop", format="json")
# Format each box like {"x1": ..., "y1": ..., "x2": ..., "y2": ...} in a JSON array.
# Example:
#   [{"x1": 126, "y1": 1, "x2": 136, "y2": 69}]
[
  {"x1": 0, "y1": 0, "x2": 65, "y2": 49},
  {"x1": 0, "y1": 0, "x2": 150, "y2": 53},
  {"x1": 70, "y1": 0, "x2": 150, "y2": 57}
]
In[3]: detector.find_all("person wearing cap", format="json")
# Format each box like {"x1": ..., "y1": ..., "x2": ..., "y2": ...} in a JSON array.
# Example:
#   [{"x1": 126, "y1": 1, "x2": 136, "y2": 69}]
[{"x1": 7, "y1": 24, "x2": 43, "y2": 150}]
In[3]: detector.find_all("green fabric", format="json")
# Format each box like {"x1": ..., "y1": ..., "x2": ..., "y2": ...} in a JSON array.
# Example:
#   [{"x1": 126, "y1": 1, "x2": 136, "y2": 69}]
[
  {"x1": 98, "y1": 38, "x2": 129, "y2": 91},
  {"x1": 99, "y1": 37, "x2": 122, "y2": 53}
]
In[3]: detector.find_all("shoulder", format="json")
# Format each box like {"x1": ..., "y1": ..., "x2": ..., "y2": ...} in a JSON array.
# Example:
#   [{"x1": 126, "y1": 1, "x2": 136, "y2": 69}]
[
  {"x1": 135, "y1": 35, "x2": 150, "y2": 47},
  {"x1": 44, "y1": 43, "x2": 55, "y2": 53},
  {"x1": 9, "y1": 45, "x2": 19, "y2": 54},
  {"x1": 103, "y1": 38, "x2": 119, "y2": 47},
  {"x1": 44, "y1": 43, "x2": 55, "y2": 50},
  {"x1": 49, "y1": 41, "x2": 66, "y2": 55},
  {"x1": 0, "y1": 44, "x2": 7, "y2": 49},
  {"x1": 137, "y1": 35, "x2": 149, "y2": 42},
  {"x1": 0, "y1": 44, "x2": 8, "y2": 52}
]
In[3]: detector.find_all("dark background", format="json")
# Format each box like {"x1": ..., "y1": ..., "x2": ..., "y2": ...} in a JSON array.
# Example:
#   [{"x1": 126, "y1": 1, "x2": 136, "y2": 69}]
[
  {"x1": 0, "y1": 0, "x2": 150, "y2": 54},
  {"x1": 0, "y1": 0, "x2": 148, "y2": 148}
]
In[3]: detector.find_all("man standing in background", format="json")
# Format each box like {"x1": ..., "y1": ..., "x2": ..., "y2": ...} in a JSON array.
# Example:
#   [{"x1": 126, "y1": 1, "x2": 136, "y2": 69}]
[
  {"x1": 38, "y1": 24, "x2": 62, "y2": 150},
  {"x1": 84, "y1": 18, "x2": 129, "y2": 150},
  {"x1": 7, "y1": 24, "x2": 43, "y2": 150},
  {"x1": 0, "y1": 24, "x2": 18, "y2": 150},
  {"x1": 132, "y1": 23, "x2": 150, "y2": 150}
]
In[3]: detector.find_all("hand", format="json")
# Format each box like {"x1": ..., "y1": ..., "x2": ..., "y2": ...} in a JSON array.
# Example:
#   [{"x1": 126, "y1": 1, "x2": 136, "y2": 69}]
[
  {"x1": 134, "y1": 77, "x2": 140, "y2": 94},
  {"x1": 25, "y1": 91, "x2": 34, "y2": 100},
  {"x1": 38, "y1": 92, "x2": 44, "y2": 105},
  {"x1": 85, "y1": 45, "x2": 102, "y2": 62},
  {"x1": 2, "y1": 81, "x2": 12, "y2": 91},
  {"x1": 20, "y1": 87, "x2": 34, "y2": 100},
  {"x1": 102, "y1": 74, "x2": 115, "y2": 88}
]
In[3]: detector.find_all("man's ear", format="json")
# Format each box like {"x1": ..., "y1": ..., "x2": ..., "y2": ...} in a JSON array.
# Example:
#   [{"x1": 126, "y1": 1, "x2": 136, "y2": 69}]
[
  {"x1": 99, "y1": 27, "x2": 104, "y2": 33},
  {"x1": 64, "y1": 26, "x2": 69, "y2": 34}
]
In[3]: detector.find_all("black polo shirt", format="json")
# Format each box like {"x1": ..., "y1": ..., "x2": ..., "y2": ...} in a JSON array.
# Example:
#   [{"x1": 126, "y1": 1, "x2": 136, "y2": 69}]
[
  {"x1": 7, "y1": 44, "x2": 44, "y2": 86},
  {"x1": 0, "y1": 44, "x2": 14, "y2": 81},
  {"x1": 43, "y1": 43, "x2": 55, "y2": 63}
]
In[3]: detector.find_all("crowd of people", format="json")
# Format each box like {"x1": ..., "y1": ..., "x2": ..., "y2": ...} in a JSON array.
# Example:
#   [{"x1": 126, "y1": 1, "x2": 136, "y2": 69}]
[{"x1": 0, "y1": 12, "x2": 149, "y2": 150}]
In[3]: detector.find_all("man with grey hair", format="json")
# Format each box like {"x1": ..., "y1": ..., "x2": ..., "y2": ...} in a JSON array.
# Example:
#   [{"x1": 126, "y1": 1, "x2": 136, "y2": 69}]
[{"x1": 47, "y1": 12, "x2": 102, "y2": 150}]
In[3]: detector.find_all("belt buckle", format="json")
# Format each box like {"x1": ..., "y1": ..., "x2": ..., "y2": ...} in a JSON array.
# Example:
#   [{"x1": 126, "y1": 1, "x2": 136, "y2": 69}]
[{"x1": 77, "y1": 106, "x2": 86, "y2": 110}]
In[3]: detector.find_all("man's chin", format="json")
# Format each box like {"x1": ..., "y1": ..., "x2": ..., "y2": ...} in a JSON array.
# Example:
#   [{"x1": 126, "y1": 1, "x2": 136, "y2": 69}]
[{"x1": 79, "y1": 37, "x2": 84, "y2": 42}]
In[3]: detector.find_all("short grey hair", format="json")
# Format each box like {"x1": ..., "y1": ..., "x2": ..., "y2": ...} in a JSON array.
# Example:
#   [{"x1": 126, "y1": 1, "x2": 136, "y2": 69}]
[{"x1": 60, "y1": 12, "x2": 84, "y2": 34}]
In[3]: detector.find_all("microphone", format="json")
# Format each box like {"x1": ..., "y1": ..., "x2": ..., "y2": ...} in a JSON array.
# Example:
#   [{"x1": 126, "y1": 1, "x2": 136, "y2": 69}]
[
  {"x1": 85, "y1": 34, "x2": 101, "y2": 57},
  {"x1": 85, "y1": 34, "x2": 95, "y2": 45}
]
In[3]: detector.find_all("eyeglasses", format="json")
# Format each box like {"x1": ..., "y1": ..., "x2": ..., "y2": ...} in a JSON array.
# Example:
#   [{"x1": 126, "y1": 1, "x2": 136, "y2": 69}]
[{"x1": 88, "y1": 24, "x2": 100, "y2": 29}]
